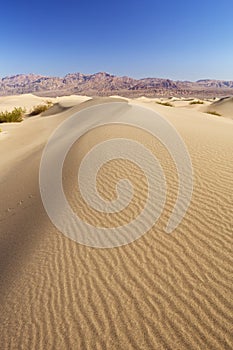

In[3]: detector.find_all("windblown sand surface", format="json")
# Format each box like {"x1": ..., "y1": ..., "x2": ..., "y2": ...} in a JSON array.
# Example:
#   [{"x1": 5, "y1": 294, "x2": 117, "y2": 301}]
[
  {"x1": 0, "y1": 94, "x2": 232, "y2": 349},
  {"x1": 206, "y1": 96, "x2": 233, "y2": 118}
]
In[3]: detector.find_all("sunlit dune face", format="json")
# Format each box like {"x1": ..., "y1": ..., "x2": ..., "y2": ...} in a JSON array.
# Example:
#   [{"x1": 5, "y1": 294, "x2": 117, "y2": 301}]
[{"x1": 63, "y1": 124, "x2": 178, "y2": 231}]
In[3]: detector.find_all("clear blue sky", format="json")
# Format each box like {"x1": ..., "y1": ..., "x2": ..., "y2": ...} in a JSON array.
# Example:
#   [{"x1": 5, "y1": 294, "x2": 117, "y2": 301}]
[{"x1": 1, "y1": 0, "x2": 233, "y2": 80}]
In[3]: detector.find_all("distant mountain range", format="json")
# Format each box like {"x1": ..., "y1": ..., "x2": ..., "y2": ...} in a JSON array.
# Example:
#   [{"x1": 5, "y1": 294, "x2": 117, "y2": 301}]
[{"x1": 0, "y1": 72, "x2": 233, "y2": 98}]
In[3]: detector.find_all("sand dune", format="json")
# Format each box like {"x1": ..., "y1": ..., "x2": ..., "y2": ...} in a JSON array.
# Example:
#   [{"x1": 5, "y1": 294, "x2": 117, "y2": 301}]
[
  {"x1": 0, "y1": 94, "x2": 232, "y2": 349},
  {"x1": 0, "y1": 93, "x2": 48, "y2": 112},
  {"x1": 206, "y1": 96, "x2": 233, "y2": 118},
  {"x1": 0, "y1": 93, "x2": 91, "y2": 114}
]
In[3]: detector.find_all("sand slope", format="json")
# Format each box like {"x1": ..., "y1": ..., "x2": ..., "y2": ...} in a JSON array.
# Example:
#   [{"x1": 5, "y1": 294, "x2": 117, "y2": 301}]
[
  {"x1": 0, "y1": 95, "x2": 232, "y2": 349},
  {"x1": 207, "y1": 96, "x2": 233, "y2": 118},
  {"x1": 0, "y1": 93, "x2": 91, "y2": 114}
]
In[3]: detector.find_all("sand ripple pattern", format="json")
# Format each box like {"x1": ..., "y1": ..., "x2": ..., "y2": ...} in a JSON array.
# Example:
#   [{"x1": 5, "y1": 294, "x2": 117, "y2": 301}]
[
  {"x1": 39, "y1": 102, "x2": 193, "y2": 247},
  {"x1": 1, "y1": 98, "x2": 232, "y2": 350}
]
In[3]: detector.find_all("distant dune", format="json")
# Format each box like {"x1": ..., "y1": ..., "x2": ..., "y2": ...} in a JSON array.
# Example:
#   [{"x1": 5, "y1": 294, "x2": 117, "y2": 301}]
[
  {"x1": 207, "y1": 96, "x2": 233, "y2": 119},
  {"x1": 0, "y1": 94, "x2": 232, "y2": 349},
  {"x1": 0, "y1": 93, "x2": 92, "y2": 113}
]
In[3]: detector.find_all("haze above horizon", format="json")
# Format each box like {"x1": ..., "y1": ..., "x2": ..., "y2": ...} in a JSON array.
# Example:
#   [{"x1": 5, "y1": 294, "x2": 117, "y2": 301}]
[{"x1": 1, "y1": 0, "x2": 233, "y2": 81}]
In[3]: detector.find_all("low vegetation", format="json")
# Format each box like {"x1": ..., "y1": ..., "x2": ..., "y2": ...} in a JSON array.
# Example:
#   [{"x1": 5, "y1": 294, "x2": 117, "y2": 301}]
[
  {"x1": 156, "y1": 101, "x2": 173, "y2": 107},
  {"x1": 0, "y1": 107, "x2": 25, "y2": 123},
  {"x1": 189, "y1": 100, "x2": 204, "y2": 105},
  {"x1": 206, "y1": 111, "x2": 222, "y2": 116},
  {"x1": 29, "y1": 100, "x2": 53, "y2": 116}
]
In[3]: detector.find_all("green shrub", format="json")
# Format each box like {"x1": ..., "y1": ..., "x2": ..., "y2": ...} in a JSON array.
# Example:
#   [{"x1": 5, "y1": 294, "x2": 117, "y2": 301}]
[
  {"x1": 0, "y1": 107, "x2": 25, "y2": 123},
  {"x1": 206, "y1": 111, "x2": 222, "y2": 116},
  {"x1": 156, "y1": 101, "x2": 173, "y2": 107},
  {"x1": 189, "y1": 100, "x2": 204, "y2": 105},
  {"x1": 30, "y1": 101, "x2": 53, "y2": 116}
]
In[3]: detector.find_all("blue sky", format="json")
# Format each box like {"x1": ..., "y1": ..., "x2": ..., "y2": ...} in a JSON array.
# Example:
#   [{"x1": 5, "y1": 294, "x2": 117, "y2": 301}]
[{"x1": 1, "y1": 0, "x2": 233, "y2": 80}]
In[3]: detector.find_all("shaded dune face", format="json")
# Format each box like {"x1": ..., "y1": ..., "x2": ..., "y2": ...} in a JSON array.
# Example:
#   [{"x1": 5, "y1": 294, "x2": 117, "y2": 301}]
[{"x1": 0, "y1": 97, "x2": 232, "y2": 350}]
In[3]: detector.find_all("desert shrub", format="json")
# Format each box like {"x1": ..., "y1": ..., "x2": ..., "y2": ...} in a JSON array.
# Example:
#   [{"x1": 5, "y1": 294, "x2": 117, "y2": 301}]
[
  {"x1": 156, "y1": 101, "x2": 173, "y2": 107},
  {"x1": 30, "y1": 100, "x2": 53, "y2": 116},
  {"x1": 0, "y1": 107, "x2": 25, "y2": 123},
  {"x1": 206, "y1": 111, "x2": 222, "y2": 116},
  {"x1": 189, "y1": 100, "x2": 204, "y2": 105}
]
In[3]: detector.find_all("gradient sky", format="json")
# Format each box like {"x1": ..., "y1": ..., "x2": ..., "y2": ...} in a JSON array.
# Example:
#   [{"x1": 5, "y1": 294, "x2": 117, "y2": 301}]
[{"x1": 1, "y1": 0, "x2": 233, "y2": 80}]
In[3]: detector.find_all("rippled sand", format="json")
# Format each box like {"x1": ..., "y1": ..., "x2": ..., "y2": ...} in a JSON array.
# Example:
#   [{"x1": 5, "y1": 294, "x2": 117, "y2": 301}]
[{"x1": 0, "y1": 95, "x2": 232, "y2": 349}]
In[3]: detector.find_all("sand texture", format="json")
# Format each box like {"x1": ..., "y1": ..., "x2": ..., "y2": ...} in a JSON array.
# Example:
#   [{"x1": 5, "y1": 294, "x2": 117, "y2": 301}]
[{"x1": 0, "y1": 95, "x2": 232, "y2": 349}]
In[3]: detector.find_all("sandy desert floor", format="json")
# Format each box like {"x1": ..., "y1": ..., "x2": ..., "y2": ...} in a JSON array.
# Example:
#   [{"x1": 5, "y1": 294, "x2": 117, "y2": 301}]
[{"x1": 0, "y1": 94, "x2": 232, "y2": 349}]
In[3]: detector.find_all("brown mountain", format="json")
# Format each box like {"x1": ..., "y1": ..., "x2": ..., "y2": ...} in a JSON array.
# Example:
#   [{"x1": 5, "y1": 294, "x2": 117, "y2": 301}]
[{"x1": 0, "y1": 72, "x2": 232, "y2": 98}]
